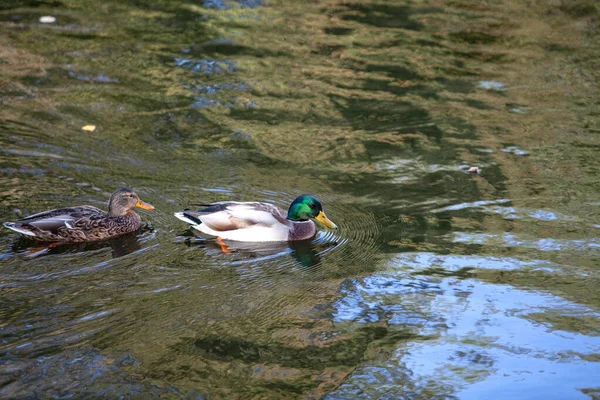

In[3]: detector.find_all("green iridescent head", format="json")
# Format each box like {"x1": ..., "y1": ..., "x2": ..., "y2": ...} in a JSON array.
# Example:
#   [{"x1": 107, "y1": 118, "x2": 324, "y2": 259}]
[{"x1": 287, "y1": 194, "x2": 337, "y2": 229}]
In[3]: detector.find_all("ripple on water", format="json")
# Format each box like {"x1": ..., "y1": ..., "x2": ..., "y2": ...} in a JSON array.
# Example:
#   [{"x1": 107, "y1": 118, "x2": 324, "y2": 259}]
[
  {"x1": 167, "y1": 187, "x2": 380, "y2": 273},
  {"x1": 390, "y1": 252, "x2": 561, "y2": 274},
  {"x1": 502, "y1": 145, "x2": 530, "y2": 156},
  {"x1": 452, "y1": 232, "x2": 600, "y2": 253},
  {"x1": 203, "y1": 0, "x2": 263, "y2": 9},
  {"x1": 432, "y1": 199, "x2": 585, "y2": 226},
  {"x1": 372, "y1": 157, "x2": 465, "y2": 185},
  {"x1": 174, "y1": 57, "x2": 237, "y2": 74},
  {"x1": 143, "y1": 188, "x2": 383, "y2": 332},
  {"x1": 478, "y1": 80, "x2": 506, "y2": 91},
  {"x1": 0, "y1": 347, "x2": 196, "y2": 398}
]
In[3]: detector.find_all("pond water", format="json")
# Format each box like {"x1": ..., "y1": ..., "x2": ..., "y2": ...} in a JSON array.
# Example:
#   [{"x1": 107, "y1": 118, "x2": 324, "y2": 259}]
[{"x1": 1, "y1": 0, "x2": 599, "y2": 398}]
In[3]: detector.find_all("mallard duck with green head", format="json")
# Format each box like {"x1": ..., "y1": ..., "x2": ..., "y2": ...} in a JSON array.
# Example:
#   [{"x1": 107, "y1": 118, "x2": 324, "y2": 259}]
[
  {"x1": 174, "y1": 194, "x2": 337, "y2": 242},
  {"x1": 3, "y1": 188, "x2": 154, "y2": 243}
]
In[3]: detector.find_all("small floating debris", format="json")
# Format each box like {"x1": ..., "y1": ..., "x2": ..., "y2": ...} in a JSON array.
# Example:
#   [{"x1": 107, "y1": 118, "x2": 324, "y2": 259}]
[
  {"x1": 82, "y1": 125, "x2": 96, "y2": 132},
  {"x1": 478, "y1": 80, "x2": 506, "y2": 91},
  {"x1": 467, "y1": 166, "x2": 481, "y2": 174},
  {"x1": 502, "y1": 146, "x2": 529, "y2": 156},
  {"x1": 39, "y1": 16, "x2": 56, "y2": 24}
]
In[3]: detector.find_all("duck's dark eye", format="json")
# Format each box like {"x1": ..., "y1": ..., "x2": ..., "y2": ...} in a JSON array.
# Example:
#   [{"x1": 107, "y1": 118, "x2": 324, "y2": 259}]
[{"x1": 309, "y1": 203, "x2": 317, "y2": 209}]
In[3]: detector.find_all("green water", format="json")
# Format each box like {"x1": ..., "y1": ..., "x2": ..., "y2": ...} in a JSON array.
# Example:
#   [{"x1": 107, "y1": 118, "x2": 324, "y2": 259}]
[{"x1": 1, "y1": 0, "x2": 600, "y2": 398}]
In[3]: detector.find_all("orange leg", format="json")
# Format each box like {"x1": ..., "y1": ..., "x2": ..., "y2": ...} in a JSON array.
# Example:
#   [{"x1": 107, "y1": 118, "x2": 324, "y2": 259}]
[
  {"x1": 27, "y1": 242, "x2": 60, "y2": 257},
  {"x1": 216, "y1": 236, "x2": 231, "y2": 254}
]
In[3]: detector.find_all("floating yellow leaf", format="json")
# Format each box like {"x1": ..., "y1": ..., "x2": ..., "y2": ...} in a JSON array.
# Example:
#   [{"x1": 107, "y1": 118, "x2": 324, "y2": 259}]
[{"x1": 82, "y1": 125, "x2": 96, "y2": 132}]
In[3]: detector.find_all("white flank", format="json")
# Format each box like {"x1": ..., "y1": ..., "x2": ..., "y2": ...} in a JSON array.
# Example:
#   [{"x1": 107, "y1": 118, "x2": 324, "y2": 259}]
[
  {"x1": 3, "y1": 222, "x2": 36, "y2": 236},
  {"x1": 194, "y1": 223, "x2": 289, "y2": 242}
]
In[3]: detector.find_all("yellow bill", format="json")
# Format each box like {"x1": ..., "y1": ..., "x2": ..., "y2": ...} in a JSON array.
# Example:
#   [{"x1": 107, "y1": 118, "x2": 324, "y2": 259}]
[
  {"x1": 135, "y1": 199, "x2": 155, "y2": 210},
  {"x1": 315, "y1": 211, "x2": 337, "y2": 229}
]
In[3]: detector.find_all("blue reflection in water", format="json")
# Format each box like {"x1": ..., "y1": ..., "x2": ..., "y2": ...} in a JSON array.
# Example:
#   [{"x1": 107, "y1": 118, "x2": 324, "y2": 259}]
[
  {"x1": 452, "y1": 232, "x2": 600, "y2": 252},
  {"x1": 327, "y1": 253, "x2": 600, "y2": 399}
]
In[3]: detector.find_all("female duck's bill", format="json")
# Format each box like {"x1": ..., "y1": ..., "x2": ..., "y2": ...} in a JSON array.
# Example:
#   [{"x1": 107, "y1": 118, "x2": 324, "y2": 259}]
[{"x1": 135, "y1": 199, "x2": 154, "y2": 210}]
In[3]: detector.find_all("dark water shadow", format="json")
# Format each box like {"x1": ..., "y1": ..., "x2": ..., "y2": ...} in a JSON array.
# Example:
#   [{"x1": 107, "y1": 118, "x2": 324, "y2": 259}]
[
  {"x1": 323, "y1": 27, "x2": 355, "y2": 36},
  {"x1": 185, "y1": 39, "x2": 293, "y2": 58},
  {"x1": 147, "y1": 325, "x2": 426, "y2": 396},
  {"x1": 336, "y1": 4, "x2": 441, "y2": 30},
  {"x1": 9, "y1": 229, "x2": 149, "y2": 259},
  {"x1": 185, "y1": 326, "x2": 420, "y2": 368},
  {"x1": 0, "y1": 0, "x2": 64, "y2": 10},
  {"x1": 329, "y1": 95, "x2": 444, "y2": 142}
]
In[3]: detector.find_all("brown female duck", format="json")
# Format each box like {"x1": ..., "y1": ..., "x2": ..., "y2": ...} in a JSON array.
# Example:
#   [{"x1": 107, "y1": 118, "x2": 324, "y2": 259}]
[{"x1": 3, "y1": 188, "x2": 154, "y2": 243}]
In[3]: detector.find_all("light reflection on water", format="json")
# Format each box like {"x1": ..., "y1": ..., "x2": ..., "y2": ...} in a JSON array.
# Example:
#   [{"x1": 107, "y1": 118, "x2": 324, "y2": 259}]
[
  {"x1": 330, "y1": 266, "x2": 600, "y2": 399},
  {"x1": 452, "y1": 232, "x2": 600, "y2": 253}
]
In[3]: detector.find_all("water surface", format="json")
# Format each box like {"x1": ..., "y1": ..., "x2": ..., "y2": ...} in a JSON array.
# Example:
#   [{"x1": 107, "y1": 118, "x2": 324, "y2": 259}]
[{"x1": 1, "y1": 0, "x2": 599, "y2": 398}]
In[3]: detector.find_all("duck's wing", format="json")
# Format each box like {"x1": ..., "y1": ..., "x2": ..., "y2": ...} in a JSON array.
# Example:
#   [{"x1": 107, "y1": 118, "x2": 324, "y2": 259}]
[
  {"x1": 11, "y1": 206, "x2": 105, "y2": 234},
  {"x1": 182, "y1": 202, "x2": 288, "y2": 232}
]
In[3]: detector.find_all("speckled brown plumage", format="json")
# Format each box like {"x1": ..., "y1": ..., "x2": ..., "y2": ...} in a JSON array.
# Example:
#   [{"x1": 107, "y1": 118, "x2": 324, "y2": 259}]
[{"x1": 3, "y1": 188, "x2": 154, "y2": 243}]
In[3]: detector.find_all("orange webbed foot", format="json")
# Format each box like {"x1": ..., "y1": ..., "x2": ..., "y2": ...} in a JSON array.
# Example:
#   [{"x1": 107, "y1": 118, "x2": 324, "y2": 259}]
[
  {"x1": 216, "y1": 236, "x2": 231, "y2": 254},
  {"x1": 26, "y1": 242, "x2": 60, "y2": 258}
]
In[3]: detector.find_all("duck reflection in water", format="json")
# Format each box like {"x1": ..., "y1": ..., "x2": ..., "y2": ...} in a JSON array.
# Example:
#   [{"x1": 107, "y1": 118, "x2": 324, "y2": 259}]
[
  {"x1": 184, "y1": 233, "x2": 338, "y2": 269},
  {"x1": 12, "y1": 229, "x2": 148, "y2": 259}
]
